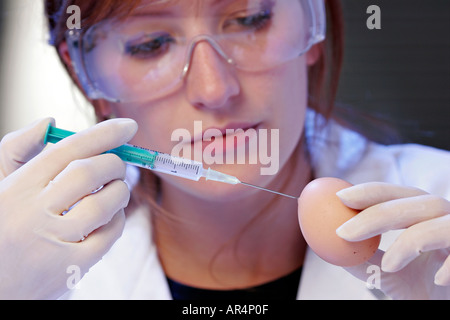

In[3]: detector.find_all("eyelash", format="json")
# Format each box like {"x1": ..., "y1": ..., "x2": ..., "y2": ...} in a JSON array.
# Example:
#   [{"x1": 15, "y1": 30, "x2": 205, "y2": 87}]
[
  {"x1": 125, "y1": 33, "x2": 175, "y2": 59},
  {"x1": 234, "y1": 9, "x2": 272, "y2": 31},
  {"x1": 123, "y1": 8, "x2": 274, "y2": 59}
]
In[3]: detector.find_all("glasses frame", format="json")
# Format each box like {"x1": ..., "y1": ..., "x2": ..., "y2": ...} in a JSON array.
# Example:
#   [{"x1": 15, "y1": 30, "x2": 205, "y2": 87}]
[{"x1": 65, "y1": 0, "x2": 326, "y2": 103}]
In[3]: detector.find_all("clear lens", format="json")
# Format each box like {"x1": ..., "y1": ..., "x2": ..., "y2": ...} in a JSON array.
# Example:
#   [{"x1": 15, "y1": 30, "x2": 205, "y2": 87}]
[
  {"x1": 68, "y1": 0, "x2": 324, "y2": 103},
  {"x1": 217, "y1": 0, "x2": 311, "y2": 70},
  {"x1": 82, "y1": 21, "x2": 188, "y2": 102}
]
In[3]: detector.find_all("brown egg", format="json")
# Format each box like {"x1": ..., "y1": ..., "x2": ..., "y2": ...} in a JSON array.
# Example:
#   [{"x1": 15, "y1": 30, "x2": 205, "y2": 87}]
[{"x1": 298, "y1": 177, "x2": 380, "y2": 267}]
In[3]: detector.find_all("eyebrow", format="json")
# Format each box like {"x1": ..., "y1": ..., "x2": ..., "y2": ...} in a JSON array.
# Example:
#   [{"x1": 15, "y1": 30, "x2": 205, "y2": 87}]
[
  {"x1": 134, "y1": 0, "x2": 229, "y2": 13},
  {"x1": 133, "y1": 0, "x2": 180, "y2": 12}
]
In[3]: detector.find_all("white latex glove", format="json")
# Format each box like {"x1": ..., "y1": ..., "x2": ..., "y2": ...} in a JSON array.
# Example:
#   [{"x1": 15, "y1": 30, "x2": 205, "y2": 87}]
[
  {"x1": 0, "y1": 118, "x2": 138, "y2": 299},
  {"x1": 336, "y1": 182, "x2": 450, "y2": 300}
]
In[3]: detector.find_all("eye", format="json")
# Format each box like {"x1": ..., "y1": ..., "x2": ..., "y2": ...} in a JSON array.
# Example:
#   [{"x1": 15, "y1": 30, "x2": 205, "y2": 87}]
[
  {"x1": 233, "y1": 9, "x2": 272, "y2": 31},
  {"x1": 226, "y1": 9, "x2": 272, "y2": 31},
  {"x1": 125, "y1": 33, "x2": 175, "y2": 59}
]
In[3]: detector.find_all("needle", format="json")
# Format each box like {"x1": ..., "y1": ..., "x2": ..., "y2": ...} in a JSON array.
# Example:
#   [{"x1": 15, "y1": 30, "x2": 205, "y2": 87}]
[{"x1": 240, "y1": 182, "x2": 298, "y2": 200}]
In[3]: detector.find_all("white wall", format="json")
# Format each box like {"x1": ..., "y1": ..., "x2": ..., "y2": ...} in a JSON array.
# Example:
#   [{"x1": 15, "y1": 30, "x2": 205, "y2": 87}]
[{"x1": 0, "y1": 0, "x2": 94, "y2": 137}]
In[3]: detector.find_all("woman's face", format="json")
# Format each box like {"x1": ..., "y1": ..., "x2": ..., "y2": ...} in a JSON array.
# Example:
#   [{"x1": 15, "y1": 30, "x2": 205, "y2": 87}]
[{"x1": 92, "y1": 0, "x2": 320, "y2": 201}]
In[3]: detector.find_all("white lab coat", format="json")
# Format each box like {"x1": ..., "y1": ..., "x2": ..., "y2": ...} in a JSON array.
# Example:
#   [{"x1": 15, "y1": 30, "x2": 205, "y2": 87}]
[{"x1": 60, "y1": 114, "x2": 450, "y2": 300}]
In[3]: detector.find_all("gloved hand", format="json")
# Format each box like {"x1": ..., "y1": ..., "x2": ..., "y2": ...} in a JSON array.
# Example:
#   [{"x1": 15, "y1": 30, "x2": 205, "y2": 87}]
[
  {"x1": 0, "y1": 118, "x2": 138, "y2": 299},
  {"x1": 336, "y1": 182, "x2": 450, "y2": 300}
]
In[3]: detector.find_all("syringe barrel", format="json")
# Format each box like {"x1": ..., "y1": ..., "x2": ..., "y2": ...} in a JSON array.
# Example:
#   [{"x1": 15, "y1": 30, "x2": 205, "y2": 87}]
[{"x1": 149, "y1": 152, "x2": 204, "y2": 181}]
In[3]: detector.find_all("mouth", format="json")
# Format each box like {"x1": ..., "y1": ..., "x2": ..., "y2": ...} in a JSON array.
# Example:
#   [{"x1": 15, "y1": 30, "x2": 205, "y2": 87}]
[
  {"x1": 190, "y1": 122, "x2": 262, "y2": 154},
  {"x1": 191, "y1": 122, "x2": 260, "y2": 143}
]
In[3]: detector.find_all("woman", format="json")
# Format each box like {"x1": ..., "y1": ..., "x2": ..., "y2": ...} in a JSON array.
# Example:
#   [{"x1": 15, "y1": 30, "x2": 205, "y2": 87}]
[{"x1": 0, "y1": 0, "x2": 449, "y2": 299}]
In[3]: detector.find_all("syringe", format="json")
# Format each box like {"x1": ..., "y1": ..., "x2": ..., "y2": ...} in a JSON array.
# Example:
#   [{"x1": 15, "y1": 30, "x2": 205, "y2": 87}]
[{"x1": 44, "y1": 125, "x2": 297, "y2": 199}]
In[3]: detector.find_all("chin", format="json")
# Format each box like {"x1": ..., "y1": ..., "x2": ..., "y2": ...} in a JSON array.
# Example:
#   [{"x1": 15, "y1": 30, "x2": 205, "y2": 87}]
[
  {"x1": 194, "y1": 181, "x2": 253, "y2": 202},
  {"x1": 206, "y1": 165, "x2": 279, "y2": 201}
]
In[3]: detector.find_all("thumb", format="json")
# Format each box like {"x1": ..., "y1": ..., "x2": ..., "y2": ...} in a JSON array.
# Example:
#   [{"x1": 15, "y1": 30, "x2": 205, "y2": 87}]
[{"x1": 0, "y1": 117, "x2": 55, "y2": 179}]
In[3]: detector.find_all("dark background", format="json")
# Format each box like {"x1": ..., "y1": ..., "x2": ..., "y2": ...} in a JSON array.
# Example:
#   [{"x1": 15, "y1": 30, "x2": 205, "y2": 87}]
[{"x1": 335, "y1": 0, "x2": 450, "y2": 150}]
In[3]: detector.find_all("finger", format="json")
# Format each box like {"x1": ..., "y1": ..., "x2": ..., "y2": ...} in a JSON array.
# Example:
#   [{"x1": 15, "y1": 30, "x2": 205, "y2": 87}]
[
  {"x1": 25, "y1": 118, "x2": 137, "y2": 183},
  {"x1": 435, "y1": 255, "x2": 450, "y2": 286},
  {"x1": 76, "y1": 208, "x2": 126, "y2": 267},
  {"x1": 337, "y1": 194, "x2": 450, "y2": 241},
  {"x1": 43, "y1": 153, "x2": 127, "y2": 214},
  {"x1": 55, "y1": 179, "x2": 130, "y2": 242},
  {"x1": 381, "y1": 215, "x2": 450, "y2": 273},
  {"x1": 0, "y1": 118, "x2": 55, "y2": 179},
  {"x1": 336, "y1": 182, "x2": 427, "y2": 210}
]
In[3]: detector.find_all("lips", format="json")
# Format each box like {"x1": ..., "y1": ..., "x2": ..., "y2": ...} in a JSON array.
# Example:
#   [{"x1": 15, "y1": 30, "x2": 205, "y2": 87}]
[
  {"x1": 190, "y1": 122, "x2": 261, "y2": 145},
  {"x1": 186, "y1": 121, "x2": 262, "y2": 157}
]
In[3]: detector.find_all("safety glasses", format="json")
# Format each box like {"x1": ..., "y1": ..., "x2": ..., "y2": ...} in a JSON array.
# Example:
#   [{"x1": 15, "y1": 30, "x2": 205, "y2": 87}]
[{"x1": 66, "y1": 0, "x2": 326, "y2": 103}]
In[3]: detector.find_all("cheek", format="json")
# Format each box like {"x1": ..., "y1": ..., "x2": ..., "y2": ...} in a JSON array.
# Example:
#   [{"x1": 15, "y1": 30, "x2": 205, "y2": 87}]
[
  {"x1": 253, "y1": 57, "x2": 308, "y2": 126},
  {"x1": 264, "y1": 58, "x2": 309, "y2": 165},
  {"x1": 109, "y1": 102, "x2": 178, "y2": 153}
]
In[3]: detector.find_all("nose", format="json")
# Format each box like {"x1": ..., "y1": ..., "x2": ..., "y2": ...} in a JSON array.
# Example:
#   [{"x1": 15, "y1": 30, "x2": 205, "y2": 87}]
[{"x1": 182, "y1": 36, "x2": 240, "y2": 111}]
